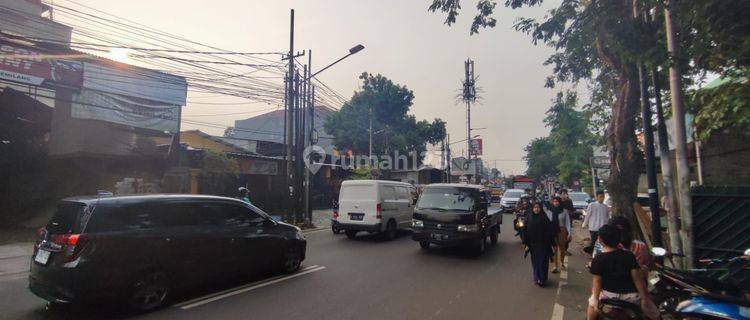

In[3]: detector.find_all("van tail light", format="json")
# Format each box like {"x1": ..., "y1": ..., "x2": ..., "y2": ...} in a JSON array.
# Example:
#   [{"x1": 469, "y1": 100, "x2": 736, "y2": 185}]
[
  {"x1": 376, "y1": 203, "x2": 382, "y2": 219},
  {"x1": 333, "y1": 208, "x2": 339, "y2": 219}
]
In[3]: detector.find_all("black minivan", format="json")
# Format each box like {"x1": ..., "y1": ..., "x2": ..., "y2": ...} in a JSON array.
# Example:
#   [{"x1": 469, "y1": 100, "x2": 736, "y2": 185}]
[{"x1": 29, "y1": 194, "x2": 306, "y2": 312}]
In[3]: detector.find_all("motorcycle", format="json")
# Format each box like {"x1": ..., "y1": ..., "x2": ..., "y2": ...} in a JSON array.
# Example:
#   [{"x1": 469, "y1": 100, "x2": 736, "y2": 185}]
[{"x1": 649, "y1": 247, "x2": 750, "y2": 319}]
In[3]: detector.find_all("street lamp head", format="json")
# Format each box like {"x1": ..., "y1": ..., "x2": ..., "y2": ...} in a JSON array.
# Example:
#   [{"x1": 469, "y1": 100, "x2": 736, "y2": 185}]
[{"x1": 349, "y1": 44, "x2": 365, "y2": 55}]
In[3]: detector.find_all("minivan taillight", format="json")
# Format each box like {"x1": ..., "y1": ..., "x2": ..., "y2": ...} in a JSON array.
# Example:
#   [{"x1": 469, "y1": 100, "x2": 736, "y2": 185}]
[
  {"x1": 51, "y1": 233, "x2": 85, "y2": 262},
  {"x1": 376, "y1": 203, "x2": 382, "y2": 219},
  {"x1": 52, "y1": 233, "x2": 80, "y2": 246}
]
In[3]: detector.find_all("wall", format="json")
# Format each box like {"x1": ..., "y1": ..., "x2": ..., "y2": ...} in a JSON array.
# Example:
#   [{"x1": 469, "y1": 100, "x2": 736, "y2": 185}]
[{"x1": 700, "y1": 126, "x2": 750, "y2": 186}]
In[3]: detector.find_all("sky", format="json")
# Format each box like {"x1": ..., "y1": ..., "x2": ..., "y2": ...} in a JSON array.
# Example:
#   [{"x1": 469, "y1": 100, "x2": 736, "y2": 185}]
[{"x1": 58, "y1": 0, "x2": 563, "y2": 175}]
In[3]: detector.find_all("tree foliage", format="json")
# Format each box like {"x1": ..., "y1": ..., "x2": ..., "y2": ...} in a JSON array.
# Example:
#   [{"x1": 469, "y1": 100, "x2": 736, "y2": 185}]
[
  {"x1": 524, "y1": 137, "x2": 559, "y2": 181},
  {"x1": 324, "y1": 72, "x2": 447, "y2": 160},
  {"x1": 525, "y1": 92, "x2": 593, "y2": 185}
]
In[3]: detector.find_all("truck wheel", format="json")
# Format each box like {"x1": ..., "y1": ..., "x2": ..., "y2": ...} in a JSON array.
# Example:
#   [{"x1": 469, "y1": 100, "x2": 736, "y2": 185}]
[
  {"x1": 490, "y1": 227, "x2": 499, "y2": 245},
  {"x1": 474, "y1": 236, "x2": 486, "y2": 255},
  {"x1": 345, "y1": 230, "x2": 357, "y2": 239},
  {"x1": 419, "y1": 241, "x2": 430, "y2": 249},
  {"x1": 383, "y1": 220, "x2": 397, "y2": 241}
]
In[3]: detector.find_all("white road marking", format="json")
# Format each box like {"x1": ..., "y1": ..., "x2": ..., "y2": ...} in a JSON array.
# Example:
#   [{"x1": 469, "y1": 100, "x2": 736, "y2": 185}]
[
  {"x1": 551, "y1": 303, "x2": 565, "y2": 320},
  {"x1": 560, "y1": 270, "x2": 568, "y2": 280},
  {"x1": 303, "y1": 227, "x2": 329, "y2": 234},
  {"x1": 175, "y1": 265, "x2": 324, "y2": 309}
]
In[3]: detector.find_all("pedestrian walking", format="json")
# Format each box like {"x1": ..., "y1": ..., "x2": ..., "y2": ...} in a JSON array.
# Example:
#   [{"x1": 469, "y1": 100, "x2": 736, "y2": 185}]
[
  {"x1": 523, "y1": 202, "x2": 556, "y2": 287},
  {"x1": 582, "y1": 191, "x2": 610, "y2": 252},
  {"x1": 549, "y1": 197, "x2": 571, "y2": 273}
]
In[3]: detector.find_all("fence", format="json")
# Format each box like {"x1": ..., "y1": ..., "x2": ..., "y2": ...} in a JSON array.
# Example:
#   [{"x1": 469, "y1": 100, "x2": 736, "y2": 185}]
[{"x1": 692, "y1": 186, "x2": 750, "y2": 287}]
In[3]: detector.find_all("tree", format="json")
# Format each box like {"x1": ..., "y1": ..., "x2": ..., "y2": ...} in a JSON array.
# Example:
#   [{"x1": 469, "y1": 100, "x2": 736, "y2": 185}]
[
  {"x1": 524, "y1": 137, "x2": 559, "y2": 181},
  {"x1": 429, "y1": 0, "x2": 646, "y2": 218},
  {"x1": 544, "y1": 92, "x2": 594, "y2": 186},
  {"x1": 324, "y1": 72, "x2": 447, "y2": 162}
]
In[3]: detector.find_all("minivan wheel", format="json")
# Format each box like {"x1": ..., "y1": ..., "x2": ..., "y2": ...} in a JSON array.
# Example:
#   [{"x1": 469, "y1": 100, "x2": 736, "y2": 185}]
[
  {"x1": 345, "y1": 230, "x2": 358, "y2": 239},
  {"x1": 282, "y1": 247, "x2": 302, "y2": 274},
  {"x1": 419, "y1": 241, "x2": 430, "y2": 249},
  {"x1": 127, "y1": 271, "x2": 169, "y2": 312},
  {"x1": 383, "y1": 220, "x2": 397, "y2": 241}
]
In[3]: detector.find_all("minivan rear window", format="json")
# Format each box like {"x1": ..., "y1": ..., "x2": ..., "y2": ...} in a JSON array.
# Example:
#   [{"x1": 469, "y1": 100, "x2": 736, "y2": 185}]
[
  {"x1": 46, "y1": 202, "x2": 87, "y2": 234},
  {"x1": 340, "y1": 185, "x2": 375, "y2": 200}
]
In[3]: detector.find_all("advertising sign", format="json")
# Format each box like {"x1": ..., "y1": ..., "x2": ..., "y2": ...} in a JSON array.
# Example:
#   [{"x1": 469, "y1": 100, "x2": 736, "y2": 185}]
[
  {"x1": 71, "y1": 89, "x2": 180, "y2": 133},
  {"x1": 0, "y1": 41, "x2": 83, "y2": 88},
  {"x1": 470, "y1": 138, "x2": 483, "y2": 156},
  {"x1": 451, "y1": 157, "x2": 477, "y2": 176},
  {"x1": 83, "y1": 62, "x2": 187, "y2": 106}
]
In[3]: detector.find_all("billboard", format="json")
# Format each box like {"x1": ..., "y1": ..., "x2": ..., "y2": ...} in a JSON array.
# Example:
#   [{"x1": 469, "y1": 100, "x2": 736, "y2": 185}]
[
  {"x1": 0, "y1": 41, "x2": 83, "y2": 88},
  {"x1": 71, "y1": 89, "x2": 180, "y2": 133},
  {"x1": 450, "y1": 156, "x2": 478, "y2": 176},
  {"x1": 470, "y1": 138, "x2": 483, "y2": 156},
  {"x1": 83, "y1": 62, "x2": 187, "y2": 106}
]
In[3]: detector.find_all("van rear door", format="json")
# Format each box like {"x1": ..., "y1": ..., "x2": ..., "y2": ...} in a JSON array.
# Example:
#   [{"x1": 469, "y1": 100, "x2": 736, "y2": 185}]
[{"x1": 338, "y1": 183, "x2": 378, "y2": 226}]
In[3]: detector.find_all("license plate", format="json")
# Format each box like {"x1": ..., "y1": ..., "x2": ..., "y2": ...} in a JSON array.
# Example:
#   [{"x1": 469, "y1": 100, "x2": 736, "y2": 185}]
[
  {"x1": 430, "y1": 233, "x2": 448, "y2": 240},
  {"x1": 349, "y1": 213, "x2": 364, "y2": 221},
  {"x1": 34, "y1": 249, "x2": 51, "y2": 265}
]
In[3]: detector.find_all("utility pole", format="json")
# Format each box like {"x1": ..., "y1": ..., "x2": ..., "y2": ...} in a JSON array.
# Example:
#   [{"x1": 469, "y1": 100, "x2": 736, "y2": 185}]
[
  {"x1": 446, "y1": 133, "x2": 451, "y2": 182},
  {"x1": 304, "y1": 50, "x2": 313, "y2": 223},
  {"x1": 368, "y1": 106, "x2": 373, "y2": 163},
  {"x1": 664, "y1": 0, "x2": 694, "y2": 269},
  {"x1": 633, "y1": 1, "x2": 663, "y2": 248},
  {"x1": 285, "y1": 9, "x2": 295, "y2": 222}
]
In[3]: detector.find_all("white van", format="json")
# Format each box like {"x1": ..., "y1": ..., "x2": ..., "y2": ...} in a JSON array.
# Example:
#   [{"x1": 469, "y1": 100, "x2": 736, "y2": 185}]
[{"x1": 334, "y1": 180, "x2": 417, "y2": 240}]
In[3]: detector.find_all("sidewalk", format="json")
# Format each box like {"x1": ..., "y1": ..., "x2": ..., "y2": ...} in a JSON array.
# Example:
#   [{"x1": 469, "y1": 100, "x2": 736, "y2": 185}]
[
  {"x1": 0, "y1": 242, "x2": 33, "y2": 278},
  {"x1": 555, "y1": 219, "x2": 593, "y2": 320}
]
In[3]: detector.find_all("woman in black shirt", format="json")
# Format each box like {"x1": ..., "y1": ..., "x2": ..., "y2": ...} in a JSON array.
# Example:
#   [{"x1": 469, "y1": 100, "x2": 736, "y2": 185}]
[
  {"x1": 587, "y1": 224, "x2": 658, "y2": 319},
  {"x1": 522, "y1": 202, "x2": 556, "y2": 287}
]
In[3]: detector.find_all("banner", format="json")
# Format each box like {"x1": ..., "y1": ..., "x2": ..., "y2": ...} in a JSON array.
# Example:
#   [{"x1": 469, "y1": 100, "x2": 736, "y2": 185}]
[
  {"x1": 71, "y1": 89, "x2": 180, "y2": 133},
  {"x1": 0, "y1": 41, "x2": 83, "y2": 88}
]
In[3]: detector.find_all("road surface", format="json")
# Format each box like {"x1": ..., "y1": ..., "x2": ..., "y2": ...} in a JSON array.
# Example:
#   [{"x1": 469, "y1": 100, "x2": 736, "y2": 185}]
[{"x1": 0, "y1": 205, "x2": 587, "y2": 320}]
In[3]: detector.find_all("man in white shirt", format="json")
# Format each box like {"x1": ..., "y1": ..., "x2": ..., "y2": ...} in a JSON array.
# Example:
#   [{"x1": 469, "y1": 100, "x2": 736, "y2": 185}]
[{"x1": 582, "y1": 191, "x2": 611, "y2": 250}]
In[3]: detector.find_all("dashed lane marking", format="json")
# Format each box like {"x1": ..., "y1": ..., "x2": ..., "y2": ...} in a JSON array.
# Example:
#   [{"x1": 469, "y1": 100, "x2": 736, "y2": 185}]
[{"x1": 551, "y1": 303, "x2": 565, "y2": 320}]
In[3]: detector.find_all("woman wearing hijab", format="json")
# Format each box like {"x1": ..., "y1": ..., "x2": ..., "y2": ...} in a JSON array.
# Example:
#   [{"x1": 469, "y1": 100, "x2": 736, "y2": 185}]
[
  {"x1": 523, "y1": 202, "x2": 556, "y2": 287},
  {"x1": 549, "y1": 197, "x2": 571, "y2": 273}
]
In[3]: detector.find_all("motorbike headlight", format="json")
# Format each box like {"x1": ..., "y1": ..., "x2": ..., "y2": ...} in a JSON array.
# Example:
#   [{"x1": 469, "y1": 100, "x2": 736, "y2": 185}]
[
  {"x1": 457, "y1": 224, "x2": 479, "y2": 232},
  {"x1": 412, "y1": 219, "x2": 424, "y2": 228},
  {"x1": 517, "y1": 220, "x2": 524, "y2": 227}
]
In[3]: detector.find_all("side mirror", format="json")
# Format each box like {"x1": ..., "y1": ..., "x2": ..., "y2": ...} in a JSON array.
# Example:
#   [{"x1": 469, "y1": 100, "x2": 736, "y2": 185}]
[{"x1": 651, "y1": 247, "x2": 667, "y2": 257}]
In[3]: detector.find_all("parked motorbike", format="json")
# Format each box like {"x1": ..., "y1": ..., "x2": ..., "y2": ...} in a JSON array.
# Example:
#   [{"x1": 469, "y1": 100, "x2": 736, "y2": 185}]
[{"x1": 649, "y1": 247, "x2": 750, "y2": 319}]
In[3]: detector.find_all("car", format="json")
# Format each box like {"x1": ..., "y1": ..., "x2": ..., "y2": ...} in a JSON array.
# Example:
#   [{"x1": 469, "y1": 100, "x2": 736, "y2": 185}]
[
  {"x1": 411, "y1": 184, "x2": 502, "y2": 254},
  {"x1": 28, "y1": 194, "x2": 306, "y2": 312},
  {"x1": 568, "y1": 191, "x2": 591, "y2": 219},
  {"x1": 499, "y1": 189, "x2": 525, "y2": 213},
  {"x1": 334, "y1": 180, "x2": 417, "y2": 240}
]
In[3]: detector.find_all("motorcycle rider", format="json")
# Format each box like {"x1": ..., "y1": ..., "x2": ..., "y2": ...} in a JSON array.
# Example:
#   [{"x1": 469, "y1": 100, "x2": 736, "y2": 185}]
[{"x1": 587, "y1": 224, "x2": 659, "y2": 320}]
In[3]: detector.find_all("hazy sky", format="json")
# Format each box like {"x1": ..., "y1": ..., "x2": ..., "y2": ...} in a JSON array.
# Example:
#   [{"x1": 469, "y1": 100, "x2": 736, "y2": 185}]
[{"x1": 61, "y1": 0, "x2": 563, "y2": 175}]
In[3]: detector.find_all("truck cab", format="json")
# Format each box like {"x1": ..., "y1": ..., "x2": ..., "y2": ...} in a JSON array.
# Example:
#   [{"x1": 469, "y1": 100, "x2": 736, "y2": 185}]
[{"x1": 411, "y1": 184, "x2": 502, "y2": 255}]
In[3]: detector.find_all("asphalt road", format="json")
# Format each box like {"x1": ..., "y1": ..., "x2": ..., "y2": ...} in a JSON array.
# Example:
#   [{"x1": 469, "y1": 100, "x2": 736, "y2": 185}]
[{"x1": 0, "y1": 205, "x2": 578, "y2": 320}]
